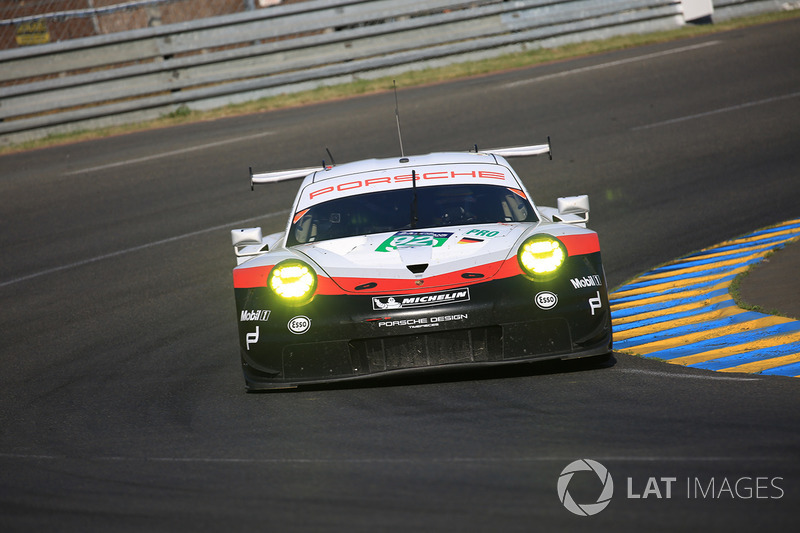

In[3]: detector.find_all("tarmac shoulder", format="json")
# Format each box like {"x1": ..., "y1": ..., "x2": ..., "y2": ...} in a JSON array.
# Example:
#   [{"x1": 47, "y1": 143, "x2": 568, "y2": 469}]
[{"x1": 736, "y1": 239, "x2": 800, "y2": 320}]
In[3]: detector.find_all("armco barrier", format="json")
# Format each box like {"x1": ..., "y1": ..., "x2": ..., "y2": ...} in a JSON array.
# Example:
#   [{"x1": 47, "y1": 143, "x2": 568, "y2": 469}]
[{"x1": 0, "y1": 0, "x2": 788, "y2": 146}]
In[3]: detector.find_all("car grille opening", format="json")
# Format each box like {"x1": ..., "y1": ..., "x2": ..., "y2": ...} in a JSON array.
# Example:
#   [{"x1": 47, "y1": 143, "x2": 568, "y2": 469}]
[
  {"x1": 355, "y1": 326, "x2": 502, "y2": 372},
  {"x1": 280, "y1": 319, "x2": 572, "y2": 380},
  {"x1": 406, "y1": 263, "x2": 428, "y2": 274}
]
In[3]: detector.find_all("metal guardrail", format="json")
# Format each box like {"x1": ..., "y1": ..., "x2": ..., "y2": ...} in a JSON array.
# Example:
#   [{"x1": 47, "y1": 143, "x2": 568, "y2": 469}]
[{"x1": 0, "y1": 0, "x2": 787, "y2": 145}]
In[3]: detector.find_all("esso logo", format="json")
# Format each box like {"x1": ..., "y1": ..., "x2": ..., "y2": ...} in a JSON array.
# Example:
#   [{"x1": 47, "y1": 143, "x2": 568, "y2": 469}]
[
  {"x1": 288, "y1": 315, "x2": 311, "y2": 334},
  {"x1": 535, "y1": 291, "x2": 558, "y2": 310}
]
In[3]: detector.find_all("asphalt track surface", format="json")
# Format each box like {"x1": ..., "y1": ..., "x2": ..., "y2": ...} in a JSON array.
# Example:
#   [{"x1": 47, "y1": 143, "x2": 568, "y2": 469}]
[{"x1": 1, "y1": 18, "x2": 799, "y2": 532}]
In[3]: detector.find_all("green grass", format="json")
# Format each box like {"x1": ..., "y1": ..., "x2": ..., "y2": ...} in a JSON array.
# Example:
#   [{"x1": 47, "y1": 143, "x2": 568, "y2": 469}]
[
  {"x1": 728, "y1": 252, "x2": 788, "y2": 318},
  {"x1": 3, "y1": 9, "x2": 799, "y2": 155}
]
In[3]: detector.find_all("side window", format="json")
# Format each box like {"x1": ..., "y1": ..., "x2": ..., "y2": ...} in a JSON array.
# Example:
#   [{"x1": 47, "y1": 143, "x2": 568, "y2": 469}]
[
  {"x1": 293, "y1": 210, "x2": 314, "y2": 244},
  {"x1": 500, "y1": 193, "x2": 530, "y2": 222},
  {"x1": 506, "y1": 193, "x2": 529, "y2": 221}
]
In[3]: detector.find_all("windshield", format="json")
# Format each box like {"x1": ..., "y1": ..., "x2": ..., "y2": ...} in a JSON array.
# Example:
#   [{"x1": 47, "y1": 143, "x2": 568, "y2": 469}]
[{"x1": 288, "y1": 184, "x2": 537, "y2": 245}]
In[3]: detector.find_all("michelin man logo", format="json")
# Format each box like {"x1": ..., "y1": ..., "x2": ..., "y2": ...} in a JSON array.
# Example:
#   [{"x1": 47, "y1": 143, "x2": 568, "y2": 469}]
[{"x1": 557, "y1": 459, "x2": 614, "y2": 516}]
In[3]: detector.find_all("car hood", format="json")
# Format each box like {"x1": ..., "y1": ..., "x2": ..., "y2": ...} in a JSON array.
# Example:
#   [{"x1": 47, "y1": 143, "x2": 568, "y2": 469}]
[{"x1": 296, "y1": 224, "x2": 532, "y2": 293}]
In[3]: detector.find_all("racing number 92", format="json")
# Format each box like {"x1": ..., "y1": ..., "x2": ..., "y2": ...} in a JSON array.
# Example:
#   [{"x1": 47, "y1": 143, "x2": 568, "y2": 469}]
[{"x1": 376, "y1": 232, "x2": 452, "y2": 252}]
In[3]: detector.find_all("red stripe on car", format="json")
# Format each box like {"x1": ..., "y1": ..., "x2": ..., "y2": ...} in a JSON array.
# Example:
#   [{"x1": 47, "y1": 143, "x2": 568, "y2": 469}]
[
  {"x1": 233, "y1": 266, "x2": 272, "y2": 288},
  {"x1": 558, "y1": 233, "x2": 600, "y2": 256},
  {"x1": 233, "y1": 233, "x2": 599, "y2": 291}
]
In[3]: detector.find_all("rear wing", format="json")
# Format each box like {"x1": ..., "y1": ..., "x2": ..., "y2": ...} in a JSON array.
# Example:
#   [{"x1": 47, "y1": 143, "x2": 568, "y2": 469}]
[
  {"x1": 478, "y1": 137, "x2": 552, "y2": 160},
  {"x1": 250, "y1": 166, "x2": 325, "y2": 190},
  {"x1": 248, "y1": 137, "x2": 551, "y2": 188}
]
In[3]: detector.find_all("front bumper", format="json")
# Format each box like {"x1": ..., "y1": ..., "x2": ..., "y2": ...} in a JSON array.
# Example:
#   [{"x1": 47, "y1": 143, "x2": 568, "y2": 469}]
[{"x1": 235, "y1": 253, "x2": 612, "y2": 390}]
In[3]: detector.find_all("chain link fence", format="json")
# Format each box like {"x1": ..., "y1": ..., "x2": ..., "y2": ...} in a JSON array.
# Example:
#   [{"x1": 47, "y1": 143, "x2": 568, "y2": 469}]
[{"x1": 0, "y1": 0, "x2": 312, "y2": 50}]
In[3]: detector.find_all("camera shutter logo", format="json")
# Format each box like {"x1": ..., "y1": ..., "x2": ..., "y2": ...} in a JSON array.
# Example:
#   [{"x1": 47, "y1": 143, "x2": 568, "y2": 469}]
[{"x1": 557, "y1": 459, "x2": 614, "y2": 516}]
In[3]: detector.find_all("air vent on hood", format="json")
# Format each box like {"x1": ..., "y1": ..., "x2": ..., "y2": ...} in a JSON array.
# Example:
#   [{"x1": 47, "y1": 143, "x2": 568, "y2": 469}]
[{"x1": 407, "y1": 264, "x2": 428, "y2": 274}]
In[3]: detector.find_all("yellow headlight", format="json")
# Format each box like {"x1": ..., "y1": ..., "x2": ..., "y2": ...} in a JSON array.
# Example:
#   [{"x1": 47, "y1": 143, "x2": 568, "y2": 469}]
[
  {"x1": 268, "y1": 261, "x2": 317, "y2": 303},
  {"x1": 518, "y1": 236, "x2": 566, "y2": 276}
]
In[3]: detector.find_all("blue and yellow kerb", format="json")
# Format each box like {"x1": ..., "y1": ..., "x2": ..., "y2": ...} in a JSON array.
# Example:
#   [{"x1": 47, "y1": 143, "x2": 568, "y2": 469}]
[{"x1": 610, "y1": 219, "x2": 800, "y2": 377}]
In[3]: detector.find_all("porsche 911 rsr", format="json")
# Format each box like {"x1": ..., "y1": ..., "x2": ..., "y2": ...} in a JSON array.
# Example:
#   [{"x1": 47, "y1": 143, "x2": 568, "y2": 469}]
[{"x1": 231, "y1": 141, "x2": 611, "y2": 390}]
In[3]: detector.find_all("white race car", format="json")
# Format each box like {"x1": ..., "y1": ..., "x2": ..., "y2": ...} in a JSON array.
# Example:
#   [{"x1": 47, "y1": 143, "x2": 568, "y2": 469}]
[{"x1": 231, "y1": 140, "x2": 611, "y2": 390}]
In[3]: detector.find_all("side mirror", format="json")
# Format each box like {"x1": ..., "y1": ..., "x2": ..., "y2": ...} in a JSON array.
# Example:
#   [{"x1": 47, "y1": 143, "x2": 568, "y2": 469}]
[
  {"x1": 232, "y1": 227, "x2": 268, "y2": 262},
  {"x1": 232, "y1": 227, "x2": 263, "y2": 247},
  {"x1": 555, "y1": 195, "x2": 590, "y2": 226}
]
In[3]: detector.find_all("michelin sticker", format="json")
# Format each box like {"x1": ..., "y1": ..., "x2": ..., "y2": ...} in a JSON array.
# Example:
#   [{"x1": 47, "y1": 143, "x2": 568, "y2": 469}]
[{"x1": 372, "y1": 289, "x2": 470, "y2": 310}]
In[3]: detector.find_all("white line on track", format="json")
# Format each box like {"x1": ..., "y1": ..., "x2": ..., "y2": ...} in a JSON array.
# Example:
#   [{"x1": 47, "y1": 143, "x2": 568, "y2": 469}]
[
  {"x1": 0, "y1": 210, "x2": 289, "y2": 289},
  {"x1": 618, "y1": 368, "x2": 760, "y2": 381},
  {"x1": 63, "y1": 130, "x2": 275, "y2": 175},
  {"x1": 632, "y1": 90, "x2": 800, "y2": 130},
  {"x1": 501, "y1": 41, "x2": 720, "y2": 89},
  {"x1": 0, "y1": 452, "x2": 783, "y2": 464}
]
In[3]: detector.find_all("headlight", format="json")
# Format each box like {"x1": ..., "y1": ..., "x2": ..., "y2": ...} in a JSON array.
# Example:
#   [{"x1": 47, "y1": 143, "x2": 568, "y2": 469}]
[
  {"x1": 517, "y1": 235, "x2": 566, "y2": 277},
  {"x1": 268, "y1": 260, "x2": 317, "y2": 304}
]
